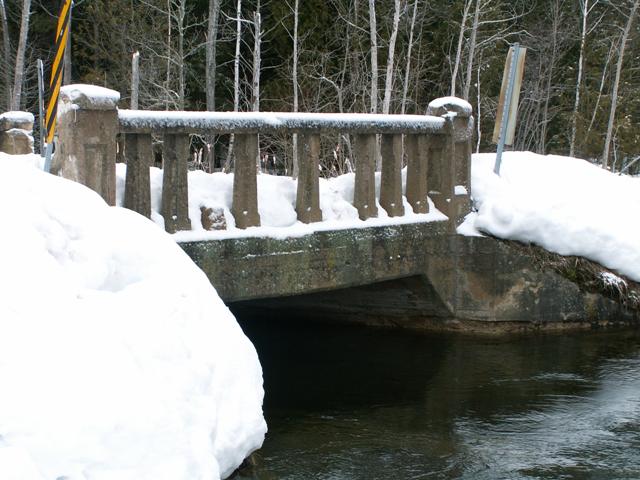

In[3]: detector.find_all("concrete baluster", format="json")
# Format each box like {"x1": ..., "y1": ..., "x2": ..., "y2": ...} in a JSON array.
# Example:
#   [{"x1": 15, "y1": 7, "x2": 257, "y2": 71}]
[
  {"x1": 426, "y1": 98, "x2": 473, "y2": 227},
  {"x1": 380, "y1": 133, "x2": 405, "y2": 217},
  {"x1": 232, "y1": 134, "x2": 261, "y2": 229},
  {"x1": 353, "y1": 133, "x2": 378, "y2": 220},
  {"x1": 405, "y1": 134, "x2": 429, "y2": 214},
  {"x1": 124, "y1": 133, "x2": 152, "y2": 218},
  {"x1": 53, "y1": 85, "x2": 120, "y2": 205},
  {"x1": 162, "y1": 133, "x2": 192, "y2": 233},
  {"x1": 296, "y1": 133, "x2": 322, "y2": 223}
]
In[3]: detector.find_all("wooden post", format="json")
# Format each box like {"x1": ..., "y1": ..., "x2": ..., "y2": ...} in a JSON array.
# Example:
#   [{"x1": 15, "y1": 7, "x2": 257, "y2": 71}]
[
  {"x1": 232, "y1": 134, "x2": 261, "y2": 228},
  {"x1": 162, "y1": 133, "x2": 191, "y2": 233},
  {"x1": 405, "y1": 134, "x2": 429, "y2": 214},
  {"x1": 124, "y1": 133, "x2": 152, "y2": 218},
  {"x1": 380, "y1": 133, "x2": 404, "y2": 217},
  {"x1": 296, "y1": 133, "x2": 322, "y2": 223},
  {"x1": 353, "y1": 133, "x2": 378, "y2": 220}
]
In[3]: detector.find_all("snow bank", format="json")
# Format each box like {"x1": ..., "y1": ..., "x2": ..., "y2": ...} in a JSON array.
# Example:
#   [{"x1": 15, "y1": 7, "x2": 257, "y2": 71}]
[
  {"x1": 115, "y1": 166, "x2": 447, "y2": 241},
  {"x1": 0, "y1": 153, "x2": 266, "y2": 480},
  {"x1": 462, "y1": 152, "x2": 640, "y2": 282}
]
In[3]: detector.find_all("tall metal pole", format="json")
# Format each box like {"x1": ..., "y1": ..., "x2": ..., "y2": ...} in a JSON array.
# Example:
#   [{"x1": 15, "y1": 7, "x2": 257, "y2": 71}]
[
  {"x1": 37, "y1": 59, "x2": 45, "y2": 157},
  {"x1": 494, "y1": 43, "x2": 521, "y2": 175}
]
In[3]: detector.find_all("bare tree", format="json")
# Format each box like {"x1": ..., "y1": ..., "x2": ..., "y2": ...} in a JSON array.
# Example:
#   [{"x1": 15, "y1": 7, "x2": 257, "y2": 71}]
[
  {"x1": 0, "y1": 0, "x2": 11, "y2": 110},
  {"x1": 400, "y1": 0, "x2": 419, "y2": 114},
  {"x1": 252, "y1": 0, "x2": 261, "y2": 113},
  {"x1": 382, "y1": 0, "x2": 402, "y2": 114},
  {"x1": 11, "y1": 0, "x2": 31, "y2": 111},
  {"x1": 205, "y1": 0, "x2": 221, "y2": 170},
  {"x1": 369, "y1": 0, "x2": 378, "y2": 113},
  {"x1": 451, "y1": 0, "x2": 472, "y2": 97},
  {"x1": 569, "y1": 0, "x2": 598, "y2": 157},
  {"x1": 292, "y1": 0, "x2": 300, "y2": 177},
  {"x1": 462, "y1": 0, "x2": 481, "y2": 100},
  {"x1": 225, "y1": 0, "x2": 243, "y2": 171},
  {"x1": 602, "y1": 0, "x2": 639, "y2": 168}
]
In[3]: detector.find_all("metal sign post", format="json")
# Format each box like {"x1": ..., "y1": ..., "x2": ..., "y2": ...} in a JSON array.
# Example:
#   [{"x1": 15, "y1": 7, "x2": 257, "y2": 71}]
[
  {"x1": 37, "y1": 59, "x2": 46, "y2": 157},
  {"x1": 493, "y1": 43, "x2": 526, "y2": 175},
  {"x1": 44, "y1": 0, "x2": 72, "y2": 173}
]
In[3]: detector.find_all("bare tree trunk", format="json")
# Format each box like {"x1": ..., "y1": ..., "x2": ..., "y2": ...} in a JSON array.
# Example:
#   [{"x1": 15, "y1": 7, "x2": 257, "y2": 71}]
[
  {"x1": 450, "y1": 0, "x2": 472, "y2": 97},
  {"x1": 11, "y1": 0, "x2": 31, "y2": 111},
  {"x1": 177, "y1": 0, "x2": 186, "y2": 109},
  {"x1": 539, "y1": 0, "x2": 561, "y2": 154},
  {"x1": 225, "y1": 0, "x2": 242, "y2": 172},
  {"x1": 586, "y1": 40, "x2": 614, "y2": 140},
  {"x1": 368, "y1": 0, "x2": 378, "y2": 113},
  {"x1": 292, "y1": 0, "x2": 300, "y2": 178},
  {"x1": 602, "y1": 0, "x2": 638, "y2": 169},
  {"x1": 206, "y1": 0, "x2": 220, "y2": 171},
  {"x1": 252, "y1": 1, "x2": 261, "y2": 113},
  {"x1": 252, "y1": 1, "x2": 261, "y2": 172},
  {"x1": 401, "y1": 0, "x2": 419, "y2": 115},
  {"x1": 131, "y1": 51, "x2": 140, "y2": 109},
  {"x1": 476, "y1": 51, "x2": 482, "y2": 153},
  {"x1": 0, "y1": 0, "x2": 11, "y2": 110},
  {"x1": 165, "y1": 0, "x2": 172, "y2": 110},
  {"x1": 569, "y1": 0, "x2": 589, "y2": 158},
  {"x1": 382, "y1": 0, "x2": 401, "y2": 114},
  {"x1": 462, "y1": 0, "x2": 481, "y2": 100}
]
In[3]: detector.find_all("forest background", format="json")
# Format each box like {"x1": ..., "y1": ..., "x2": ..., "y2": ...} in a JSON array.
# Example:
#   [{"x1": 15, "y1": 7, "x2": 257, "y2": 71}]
[{"x1": 1, "y1": 0, "x2": 638, "y2": 173}]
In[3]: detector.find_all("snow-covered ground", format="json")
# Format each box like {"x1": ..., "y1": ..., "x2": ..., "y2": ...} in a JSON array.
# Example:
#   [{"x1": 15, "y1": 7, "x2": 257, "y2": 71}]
[
  {"x1": 0, "y1": 153, "x2": 266, "y2": 480},
  {"x1": 460, "y1": 151, "x2": 640, "y2": 282},
  {"x1": 114, "y1": 165, "x2": 447, "y2": 242}
]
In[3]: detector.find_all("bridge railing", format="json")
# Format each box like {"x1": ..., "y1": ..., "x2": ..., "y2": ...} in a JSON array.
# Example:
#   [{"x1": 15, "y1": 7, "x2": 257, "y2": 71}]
[{"x1": 51, "y1": 85, "x2": 473, "y2": 233}]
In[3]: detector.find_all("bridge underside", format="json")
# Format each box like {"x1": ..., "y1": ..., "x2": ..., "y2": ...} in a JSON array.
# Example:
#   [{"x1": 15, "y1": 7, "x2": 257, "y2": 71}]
[{"x1": 180, "y1": 223, "x2": 638, "y2": 332}]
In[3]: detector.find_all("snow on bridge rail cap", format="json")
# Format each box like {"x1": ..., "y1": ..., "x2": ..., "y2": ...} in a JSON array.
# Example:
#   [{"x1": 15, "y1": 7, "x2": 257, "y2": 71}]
[
  {"x1": 426, "y1": 96, "x2": 473, "y2": 117},
  {"x1": 60, "y1": 84, "x2": 120, "y2": 110},
  {"x1": 0, "y1": 111, "x2": 34, "y2": 131}
]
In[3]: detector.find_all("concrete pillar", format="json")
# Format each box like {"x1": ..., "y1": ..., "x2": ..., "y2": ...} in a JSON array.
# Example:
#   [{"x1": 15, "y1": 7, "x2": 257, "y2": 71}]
[
  {"x1": 426, "y1": 98, "x2": 474, "y2": 227},
  {"x1": 296, "y1": 133, "x2": 322, "y2": 223},
  {"x1": 53, "y1": 85, "x2": 120, "y2": 205},
  {"x1": 405, "y1": 134, "x2": 429, "y2": 214},
  {"x1": 380, "y1": 133, "x2": 405, "y2": 217},
  {"x1": 0, "y1": 112, "x2": 34, "y2": 155},
  {"x1": 162, "y1": 133, "x2": 192, "y2": 233},
  {"x1": 232, "y1": 134, "x2": 261, "y2": 229},
  {"x1": 124, "y1": 133, "x2": 152, "y2": 218},
  {"x1": 354, "y1": 133, "x2": 378, "y2": 220}
]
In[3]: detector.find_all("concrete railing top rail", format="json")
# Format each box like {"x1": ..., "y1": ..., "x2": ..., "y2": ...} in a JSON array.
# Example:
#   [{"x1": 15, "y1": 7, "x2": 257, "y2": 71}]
[{"x1": 118, "y1": 110, "x2": 448, "y2": 135}]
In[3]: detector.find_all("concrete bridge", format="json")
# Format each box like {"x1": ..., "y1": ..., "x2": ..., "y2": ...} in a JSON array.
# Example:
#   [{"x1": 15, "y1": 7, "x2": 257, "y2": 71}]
[{"x1": 21, "y1": 84, "x2": 635, "y2": 332}]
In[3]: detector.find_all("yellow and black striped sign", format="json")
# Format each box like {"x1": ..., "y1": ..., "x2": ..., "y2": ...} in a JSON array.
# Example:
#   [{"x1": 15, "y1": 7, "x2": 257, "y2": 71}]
[{"x1": 45, "y1": 0, "x2": 72, "y2": 144}]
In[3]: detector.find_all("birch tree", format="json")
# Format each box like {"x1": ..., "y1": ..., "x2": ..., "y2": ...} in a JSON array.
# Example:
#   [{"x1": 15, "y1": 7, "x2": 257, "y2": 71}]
[
  {"x1": 225, "y1": 0, "x2": 243, "y2": 171},
  {"x1": 381, "y1": 0, "x2": 401, "y2": 114},
  {"x1": 11, "y1": 0, "x2": 31, "y2": 111},
  {"x1": 450, "y1": 0, "x2": 472, "y2": 97},
  {"x1": 369, "y1": 0, "x2": 378, "y2": 113},
  {"x1": 400, "y1": 0, "x2": 419, "y2": 114},
  {"x1": 292, "y1": 0, "x2": 300, "y2": 177},
  {"x1": 569, "y1": 0, "x2": 597, "y2": 157},
  {"x1": 205, "y1": 0, "x2": 220, "y2": 170},
  {"x1": 0, "y1": 0, "x2": 11, "y2": 110},
  {"x1": 602, "y1": 0, "x2": 639, "y2": 168}
]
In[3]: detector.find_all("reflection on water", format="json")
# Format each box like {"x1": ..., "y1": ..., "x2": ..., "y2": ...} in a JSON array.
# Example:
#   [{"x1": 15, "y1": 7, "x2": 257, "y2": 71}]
[{"x1": 235, "y1": 315, "x2": 640, "y2": 479}]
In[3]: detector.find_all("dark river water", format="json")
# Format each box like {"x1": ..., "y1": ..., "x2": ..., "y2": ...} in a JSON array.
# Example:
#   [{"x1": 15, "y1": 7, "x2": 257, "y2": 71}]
[{"x1": 234, "y1": 314, "x2": 640, "y2": 480}]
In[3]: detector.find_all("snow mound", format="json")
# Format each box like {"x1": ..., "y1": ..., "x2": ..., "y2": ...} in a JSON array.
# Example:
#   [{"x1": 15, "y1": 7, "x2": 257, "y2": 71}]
[
  {"x1": 0, "y1": 153, "x2": 266, "y2": 480},
  {"x1": 464, "y1": 152, "x2": 640, "y2": 282}
]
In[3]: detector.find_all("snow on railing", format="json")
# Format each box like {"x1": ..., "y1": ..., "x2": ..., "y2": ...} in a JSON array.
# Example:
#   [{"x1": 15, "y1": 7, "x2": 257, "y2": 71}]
[{"x1": 50, "y1": 84, "x2": 474, "y2": 234}]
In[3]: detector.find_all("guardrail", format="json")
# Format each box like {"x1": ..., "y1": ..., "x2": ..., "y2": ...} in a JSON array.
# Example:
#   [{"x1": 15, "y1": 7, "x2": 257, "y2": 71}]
[{"x1": 50, "y1": 85, "x2": 473, "y2": 233}]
